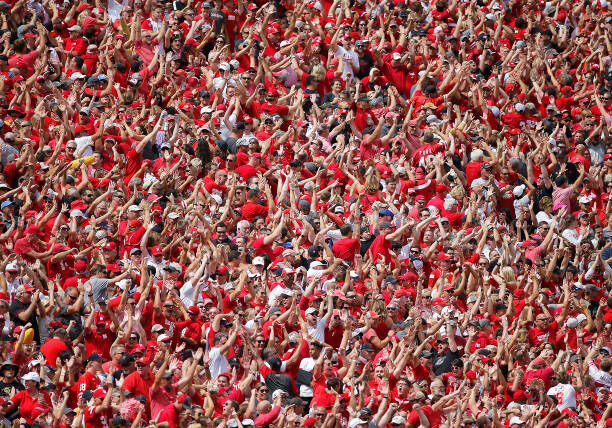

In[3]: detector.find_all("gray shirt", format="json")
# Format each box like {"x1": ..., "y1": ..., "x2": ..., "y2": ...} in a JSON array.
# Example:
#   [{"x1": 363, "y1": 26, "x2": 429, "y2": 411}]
[{"x1": 84, "y1": 277, "x2": 110, "y2": 305}]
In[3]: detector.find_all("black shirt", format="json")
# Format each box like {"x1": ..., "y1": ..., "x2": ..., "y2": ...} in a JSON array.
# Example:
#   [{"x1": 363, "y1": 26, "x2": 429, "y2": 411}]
[
  {"x1": 432, "y1": 350, "x2": 459, "y2": 376},
  {"x1": 9, "y1": 299, "x2": 39, "y2": 345},
  {"x1": 0, "y1": 379, "x2": 23, "y2": 398}
]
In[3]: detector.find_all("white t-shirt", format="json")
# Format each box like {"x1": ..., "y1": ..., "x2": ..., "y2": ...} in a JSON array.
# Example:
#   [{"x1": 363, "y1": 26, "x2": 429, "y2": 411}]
[
  {"x1": 209, "y1": 346, "x2": 229, "y2": 379},
  {"x1": 547, "y1": 383, "x2": 576, "y2": 411},
  {"x1": 307, "y1": 319, "x2": 327, "y2": 343},
  {"x1": 74, "y1": 136, "x2": 94, "y2": 157},
  {"x1": 536, "y1": 211, "x2": 554, "y2": 225},
  {"x1": 298, "y1": 357, "x2": 315, "y2": 397}
]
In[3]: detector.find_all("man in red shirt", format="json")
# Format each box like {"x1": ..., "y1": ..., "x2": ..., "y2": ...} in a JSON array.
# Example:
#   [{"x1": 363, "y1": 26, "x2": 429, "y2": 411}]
[
  {"x1": 158, "y1": 394, "x2": 192, "y2": 428},
  {"x1": 83, "y1": 385, "x2": 115, "y2": 428}
]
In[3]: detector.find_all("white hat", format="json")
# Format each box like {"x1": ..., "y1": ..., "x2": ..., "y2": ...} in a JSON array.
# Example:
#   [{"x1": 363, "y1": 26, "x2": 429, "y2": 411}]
[
  {"x1": 219, "y1": 62, "x2": 230, "y2": 71},
  {"x1": 349, "y1": 419, "x2": 368, "y2": 428},
  {"x1": 576, "y1": 313, "x2": 587, "y2": 323},
  {"x1": 5, "y1": 263, "x2": 18, "y2": 272},
  {"x1": 390, "y1": 416, "x2": 406, "y2": 425},
  {"x1": 168, "y1": 212, "x2": 180, "y2": 219},
  {"x1": 210, "y1": 194, "x2": 222, "y2": 205},
  {"x1": 487, "y1": 105, "x2": 500, "y2": 117},
  {"x1": 509, "y1": 417, "x2": 525, "y2": 426},
  {"x1": 578, "y1": 195, "x2": 590, "y2": 204},
  {"x1": 426, "y1": 114, "x2": 442, "y2": 124},
  {"x1": 397, "y1": 166, "x2": 406, "y2": 174},
  {"x1": 305, "y1": 307, "x2": 318, "y2": 316},
  {"x1": 515, "y1": 103, "x2": 525, "y2": 112},
  {"x1": 512, "y1": 184, "x2": 526, "y2": 197},
  {"x1": 70, "y1": 209, "x2": 85, "y2": 218},
  {"x1": 392, "y1": 52, "x2": 402, "y2": 60},
  {"x1": 68, "y1": 25, "x2": 82, "y2": 32},
  {"x1": 71, "y1": 72, "x2": 86, "y2": 79},
  {"x1": 128, "y1": 205, "x2": 143, "y2": 212},
  {"x1": 271, "y1": 389, "x2": 287, "y2": 399},
  {"x1": 242, "y1": 420, "x2": 255, "y2": 426},
  {"x1": 252, "y1": 256, "x2": 265, "y2": 266},
  {"x1": 485, "y1": 13, "x2": 496, "y2": 21},
  {"x1": 226, "y1": 420, "x2": 238, "y2": 428},
  {"x1": 116, "y1": 279, "x2": 129, "y2": 290},
  {"x1": 22, "y1": 372, "x2": 40, "y2": 382},
  {"x1": 157, "y1": 334, "x2": 171, "y2": 343},
  {"x1": 200, "y1": 106, "x2": 213, "y2": 114},
  {"x1": 310, "y1": 261, "x2": 324, "y2": 269},
  {"x1": 566, "y1": 317, "x2": 578, "y2": 328}
]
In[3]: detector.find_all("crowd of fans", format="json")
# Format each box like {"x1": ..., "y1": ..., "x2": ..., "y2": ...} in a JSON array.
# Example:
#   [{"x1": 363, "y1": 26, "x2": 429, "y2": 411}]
[{"x1": 0, "y1": 0, "x2": 611, "y2": 427}]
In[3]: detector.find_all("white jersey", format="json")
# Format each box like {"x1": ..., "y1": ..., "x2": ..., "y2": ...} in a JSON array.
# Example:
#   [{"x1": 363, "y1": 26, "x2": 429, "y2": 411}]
[{"x1": 547, "y1": 383, "x2": 576, "y2": 411}]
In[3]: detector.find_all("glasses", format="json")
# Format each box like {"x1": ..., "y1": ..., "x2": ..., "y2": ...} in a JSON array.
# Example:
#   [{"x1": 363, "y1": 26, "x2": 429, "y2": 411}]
[
  {"x1": 256, "y1": 339, "x2": 266, "y2": 343},
  {"x1": 66, "y1": 147, "x2": 76, "y2": 151},
  {"x1": 315, "y1": 414, "x2": 326, "y2": 418},
  {"x1": 259, "y1": 388, "x2": 268, "y2": 393},
  {"x1": 68, "y1": 295, "x2": 78, "y2": 301}
]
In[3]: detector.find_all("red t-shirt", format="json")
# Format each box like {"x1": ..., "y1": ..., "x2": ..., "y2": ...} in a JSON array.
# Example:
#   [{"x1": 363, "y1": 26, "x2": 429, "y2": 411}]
[
  {"x1": 332, "y1": 238, "x2": 360, "y2": 260},
  {"x1": 40, "y1": 337, "x2": 69, "y2": 369},
  {"x1": 84, "y1": 405, "x2": 112, "y2": 428},
  {"x1": 10, "y1": 389, "x2": 51, "y2": 424}
]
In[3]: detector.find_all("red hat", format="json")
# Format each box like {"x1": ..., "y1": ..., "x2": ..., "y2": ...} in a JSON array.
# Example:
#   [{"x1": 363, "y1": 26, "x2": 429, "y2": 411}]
[
  {"x1": 436, "y1": 184, "x2": 450, "y2": 193},
  {"x1": 216, "y1": 265, "x2": 228, "y2": 274},
  {"x1": 106, "y1": 264, "x2": 120, "y2": 273},
  {"x1": 399, "y1": 272, "x2": 418, "y2": 282},
  {"x1": 25, "y1": 225, "x2": 44, "y2": 237},
  {"x1": 438, "y1": 252, "x2": 450, "y2": 261},
  {"x1": 303, "y1": 418, "x2": 317, "y2": 428},
  {"x1": 522, "y1": 240, "x2": 537, "y2": 248},
  {"x1": 247, "y1": 2, "x2": 258, "y2": 10},
  {"x1": 93, "y1": 389, "x2": 106, "y2": 399},
  {"x1": 77, "y1": 3, "x2": 94, "y2": 11},
  {"x1": 70, "y1": 200, "x2": 88, "y2": 211},
  {"x1": 174, "y1": 69, "x2": 186, "y2": 76},
  {"x1": 23, "y1": 33, "x2": 37, "y2": 39},
  {"x1": 132, "y1": 344, "x2": 146, "y2": 353},
  {"x1": 188, "y1": 305, "x2": 200, "y2": 314},
  {"x1": 415, "y1": 194, "x2": 425, "y2": 201},
  {"x1": 333, "y1": 290, "x2": 346, "y2": 300},
  {"x1": 75, "y1": 260, "x2": 88, "y2": 272},
  {"x1": 561, "y1": 85, "x2": 572, "y2": 93},
  {"x1": 104, "y1": 241, "x2": 117, "y2": 251},
  {"x1": 129, "y1": 219, "x2": 142, "y2": 228},
  {"x1": 151, "y1": 246, "x2": 163, "y2": 256},
  {"x1": 184, "y1": 38, "x2": 197, "y2": 46},
  {"x1": 136, "y1": 357, "x2": 148, "y2": 364},
  {"x1": 465, "y1": 369, "x2": 477, "y2": 380},
  {"x1": 431, "y1": 297, "x2": 446, "y2": 306}
]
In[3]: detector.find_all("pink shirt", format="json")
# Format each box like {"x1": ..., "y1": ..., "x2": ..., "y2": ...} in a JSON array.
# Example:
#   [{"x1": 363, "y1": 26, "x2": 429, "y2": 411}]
[{"x1": 149, "y1": 382, "x2": 178, "y2": 420}]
